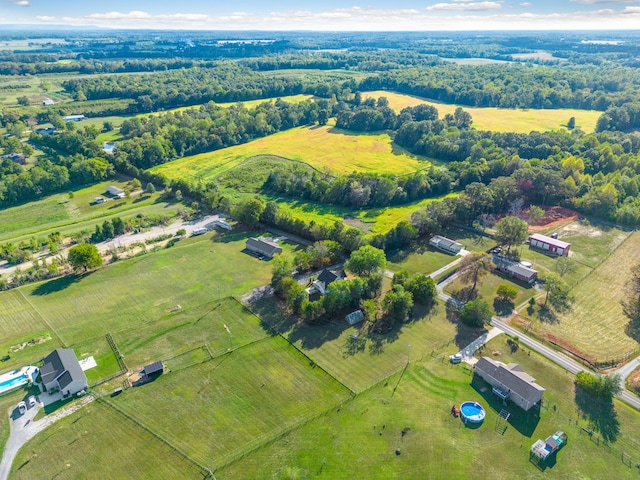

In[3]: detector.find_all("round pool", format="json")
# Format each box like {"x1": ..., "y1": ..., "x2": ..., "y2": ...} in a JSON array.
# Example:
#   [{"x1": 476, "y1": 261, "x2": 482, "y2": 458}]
[{"x1": 460, "y1": 401, "x2": 486, "y2": 424}]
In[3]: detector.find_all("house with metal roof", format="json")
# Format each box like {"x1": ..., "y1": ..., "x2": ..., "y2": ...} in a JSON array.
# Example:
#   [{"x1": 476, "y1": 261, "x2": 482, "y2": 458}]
[
  {"x1": 529, "y1": 233, "x2": 571, "y2": 256},
  {"x1": 245, "y1": 237, "x2": 283, "y2": 258},
  {"x1": 429, "y1": 235, "x2": 463, "y2": 255},
  {"x1": 493, "y1": 255, "x2": 538, "y2": 284},
  {"x1": 474, "y1": 357, "x2": 545, "y2": 411},
  {"x1": 41, "y1": 349, "x2": 87, "y2": 397}
]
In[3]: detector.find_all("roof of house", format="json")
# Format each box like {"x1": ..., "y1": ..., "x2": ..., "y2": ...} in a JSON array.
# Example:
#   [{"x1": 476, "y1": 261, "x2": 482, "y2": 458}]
[
  {"x1": 493, "y1": 255, "x2": 537, "y2": 279},
  {"x1": 475, "y1": 357, "x2": 545, "y2": 404},
  {"x1": 143, "y1": 361, "x2": 164, "y2": 376},
  {"x1": 246, "y1": 237, "x2": 282, "y2": 255},
  {"x1": 317, "y1": 269, "x2": 339, "y2": 285},
  {"x1": 429, "y1": 235, "x2": 463, "y2": 250},
  {"x1": 529, "y1": 233, "x2": 571, "y2": 250},
  {"x1": 41, "y1": 348, "x2": 87, "y2": 387}
]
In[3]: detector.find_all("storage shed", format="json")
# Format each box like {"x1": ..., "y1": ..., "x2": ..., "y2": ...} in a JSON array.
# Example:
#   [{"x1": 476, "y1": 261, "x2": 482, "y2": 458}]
[
  {"x1": 429, "y1": 235, "x2": 463, "y2": 255},
  {"x1": 529, "y1": 233, "x2": 571, "y2": 256},
  {"x1": 142, "y1": 361, "x2": 164, "y2": 377}
]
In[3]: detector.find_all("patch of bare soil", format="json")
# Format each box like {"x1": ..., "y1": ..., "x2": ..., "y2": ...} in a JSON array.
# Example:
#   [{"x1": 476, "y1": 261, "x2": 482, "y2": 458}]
[
  {"x1": 528, "y1": 206, "x2": 580, "y2": 232},
  {"x1": 343, "y1": 217, "x2": 373, "y2": 233}
]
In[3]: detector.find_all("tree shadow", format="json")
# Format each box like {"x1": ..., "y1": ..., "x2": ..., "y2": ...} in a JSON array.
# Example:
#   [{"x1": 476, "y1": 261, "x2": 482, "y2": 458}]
[
  {"x1": 625, "y1": 319, "x2": 640, "y2": 343},
  {"x1": 451, "y1": 286, "x2": 477, "y2": 303},
  {"x1": 471, "y1": 375, "x2": 540, "y2": 437},
  {"x1": 493, "y1": 298, "x2": 514, "y2": 317},
  {"x1": 538, "y1": 306, "x2": 560, "y2": 324},
  {"x1": 31, "y1": 274, "x2": 87, "y2": 296},
  {"x1": 575, "y1": 386, "x2": 620, "y2": 443},
  {"x1": 367, "y1": 319, "x2": 402, "y2": 355}
]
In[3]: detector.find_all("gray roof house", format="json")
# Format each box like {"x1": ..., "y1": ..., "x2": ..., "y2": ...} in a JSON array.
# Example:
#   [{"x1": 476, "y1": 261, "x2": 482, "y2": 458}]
[
  {"x1": 246, "y1": 237, "x2": 283, "y2": 258},
  {"x1": 307, "y1": 269, "x2": 342, "y2": 296},
  {"x1": 429, "y1": 235, "x2": 463, "y2": 255},
  {"x1": 493, "y1": 255, "x2": 538, "y2": 284},
  {"x1": 474, "y1": 357, "x2": 545, "y2": 411},
  {"x1": 41, "y1": 349, "x2": 87, "y2": 397}
]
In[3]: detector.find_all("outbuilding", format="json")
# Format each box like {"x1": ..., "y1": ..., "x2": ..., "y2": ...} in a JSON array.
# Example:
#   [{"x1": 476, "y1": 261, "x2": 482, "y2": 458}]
[
  {"x1": 42, "y1": 98, "x2": 55, "y2": 106},
  {"x1": 142, "y1": 361, "x2": 164, "y2": 378},
  {"x1": 106, "y1": 185, "x2": 125, "y2": 198},
  {"x1": 429, "y1": 235, "x2": 463, "y2": 255},
  {"x1": 245, "y1": 237, "x2": 283, "y2": 258},
  {"x1": 528, "y1": 233, "x2": 571, "y2": 256},
  {"x1": 63, "y1": 114, "x2": 86, "y2": 122}
]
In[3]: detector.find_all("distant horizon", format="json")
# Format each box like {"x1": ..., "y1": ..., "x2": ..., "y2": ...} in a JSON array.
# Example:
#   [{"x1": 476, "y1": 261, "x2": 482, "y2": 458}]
[{"x1": 1, "y1": 1, "x2": 640, "y2": 31}]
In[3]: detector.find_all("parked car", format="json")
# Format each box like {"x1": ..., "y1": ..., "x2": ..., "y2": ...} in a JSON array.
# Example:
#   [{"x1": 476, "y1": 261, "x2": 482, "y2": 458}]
[
  {"x1": 1, "y1": 355, "x2": 9, "y2": 362},
  {"x1": 17, "y1": 401, "x2": 27, "y2": 415},
  {"x1": 449, "y1": 353, "x2": 463, "y2": 364},
  {"x1": 27, "y1": 395, "x2": 37, "y2": 408}
]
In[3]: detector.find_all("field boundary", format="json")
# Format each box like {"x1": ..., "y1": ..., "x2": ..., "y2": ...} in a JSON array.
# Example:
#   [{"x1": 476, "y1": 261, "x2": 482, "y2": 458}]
[{"x1": 17, "y1": 289, "x2": 67, "y2": 347}]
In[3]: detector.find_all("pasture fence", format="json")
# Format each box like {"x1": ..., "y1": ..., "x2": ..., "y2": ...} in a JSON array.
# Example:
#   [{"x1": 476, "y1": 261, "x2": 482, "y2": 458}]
[{"x1": 106, "y1": 333, "x2": 128, "y2": 372}]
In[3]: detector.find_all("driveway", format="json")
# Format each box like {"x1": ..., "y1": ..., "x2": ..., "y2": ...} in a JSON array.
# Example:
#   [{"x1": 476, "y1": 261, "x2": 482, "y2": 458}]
[{"x1": 0, "y1": 395, "x2": 95, "y2": 480}]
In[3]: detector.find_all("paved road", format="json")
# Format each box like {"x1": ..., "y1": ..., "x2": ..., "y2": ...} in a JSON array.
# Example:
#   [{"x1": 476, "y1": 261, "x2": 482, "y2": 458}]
[{"x1": 0, "y1": 395, "x2": 95, "y2": 480}]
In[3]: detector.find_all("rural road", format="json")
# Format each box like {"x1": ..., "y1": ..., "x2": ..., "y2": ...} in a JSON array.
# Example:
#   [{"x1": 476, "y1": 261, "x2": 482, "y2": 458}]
[
  {"x1": 0, "y1": 215, "x2": 220, "y2": 279},
  {"x1": 0, "y1": 395, "x2": 95, "y2": 480}
]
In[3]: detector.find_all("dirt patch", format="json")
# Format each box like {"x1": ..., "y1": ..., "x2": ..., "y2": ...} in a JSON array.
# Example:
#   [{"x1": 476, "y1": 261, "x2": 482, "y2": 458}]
[
  {"x1": 10, "y1": 334, "x2": 52, "y2": 352},
  {"x1": 528, "y1": 206, "x2": 580, "y2": 232},
  {"x1": 343, "y1": 217, "x2": 373, "y2": 233},
  {"x1": 628, "y1": 368, "x2": 640, "y2": 395}
]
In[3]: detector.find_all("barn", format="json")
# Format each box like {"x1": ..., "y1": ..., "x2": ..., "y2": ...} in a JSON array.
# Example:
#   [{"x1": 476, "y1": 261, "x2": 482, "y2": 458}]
[
  {"x1": 528, "y1": 233, "x2": 571, "y2": 256},
  {"x1": 245, "y1": 237, "x2": 283, "y2": 258}
]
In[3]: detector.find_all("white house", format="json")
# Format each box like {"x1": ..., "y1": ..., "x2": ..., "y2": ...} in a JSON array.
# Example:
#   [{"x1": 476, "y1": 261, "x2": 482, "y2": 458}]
[
  {"x1": 429, "y1": 235, "x2": 463, "y2": 255},
  {"x1": 40, "y1": 349, "x2": 87, "y2": 397}
]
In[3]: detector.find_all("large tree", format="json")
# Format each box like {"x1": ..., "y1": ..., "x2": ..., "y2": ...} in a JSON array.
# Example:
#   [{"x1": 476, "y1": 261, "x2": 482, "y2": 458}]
[
  {"x1": 234, "y1": 197, "x2": 265, "y2": 228},
  {"x1": 345, "y1": 245, "x2": 386, "y2": 277},
  {"x1": 382, "y1": 285, "x2": 414, "y2": 322},
  {"x1": 542, "y1": 272, "x2": 570, "y2": 309},
  {"x1": 460, "y1": 299, "x2": 492, "y2": 327},
  {"x1": 68, "y1": 243, "x2": 103, "y2": 273},
  {"x1": 458, "y1": 252, "x2": 494, "y2": 294},
  {"x1": 623, "y1": 264, "x2": 640, "y2": 322},
  {"x1": 494, "y1": 216, "x2": 529, "y2": 253}
]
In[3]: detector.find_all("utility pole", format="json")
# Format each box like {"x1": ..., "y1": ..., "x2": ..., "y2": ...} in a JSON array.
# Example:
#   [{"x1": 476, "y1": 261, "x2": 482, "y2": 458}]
[{"x1": 407, "y1": 344, "x2": 411, "y2": 365}]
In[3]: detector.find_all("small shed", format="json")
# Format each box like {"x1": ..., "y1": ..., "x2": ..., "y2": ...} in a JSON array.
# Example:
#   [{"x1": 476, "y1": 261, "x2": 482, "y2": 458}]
[
  {"x1": 63, "y1": 114, "x2": 86, "y2": 122},
  {"x1": 345, "y1": 310, "x2": 365, "y2": 325},
  {"x1": 42, "y1": 98, "x2": 55, "y2": 106},
  {"x1": 106, "y1": 185, "x2": 125, "y2": 198},
  {"x1": 429, "y1": 235, "x2": 463, "y2": 255},
  {"x1": 142, "y1": 361, "x2": 164, "y2": 377}
]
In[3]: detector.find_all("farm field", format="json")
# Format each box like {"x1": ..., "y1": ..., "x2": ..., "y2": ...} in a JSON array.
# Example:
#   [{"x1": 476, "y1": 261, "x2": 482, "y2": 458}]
[
  {"x1": 4, "y1": 230, "x2": 274, "y2": 348},
  {"x1": 149, "y1": 123, "x2": 432, "y2": 181},
  {"x1": 0, "y1": 178, "x2": 176, "y2": 242},
  {"x1": 527, "y1": 231, "x2": 640, "y2": 359},
  {"x1": 218, "y1": 336, "x2": 640, "y2": 479},
  {"x1": 362, "y1": 91, "x2": 602, "y2": 133}
]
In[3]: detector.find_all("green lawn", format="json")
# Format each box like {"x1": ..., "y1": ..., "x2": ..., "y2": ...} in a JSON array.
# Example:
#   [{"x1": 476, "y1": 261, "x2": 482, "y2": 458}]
[
  {"x1": 149, "y1": 123, "x2": 432, "y2": 181},
  {"x1": 387, "y1": 243, "x2": 461, "y2": 276},
  {"x1": 114, "y1": 336, "x2": 351, "y2": 469},
  {"x1": 218, "y1": 335, "x2": 640, "y2": 479},
  {"x1": 363, "y1": 91, "x2": 603, "y2": 133},
  {"x1": 11, "y1": 401, "x2": 203, "y2": 480}
]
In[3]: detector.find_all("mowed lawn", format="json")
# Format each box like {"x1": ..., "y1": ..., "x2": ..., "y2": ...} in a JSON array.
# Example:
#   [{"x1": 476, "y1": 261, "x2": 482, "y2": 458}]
[
  {"x1": 113, "y1": 336, "x2": 351, "y2": 470},
  {"x1": 16, "y1": 231, "x2": 274, "y2": 346},
  {"x1": 363, "y1": 91, "x2": 602, "y2": 133},
  {"x1": 218, "y1": 336, "x2": 640, "y2": 480},
  {"x1": 11, "y1": 401, "x2": 203, "y2": 480},
  {"x1": 253, "y1": 297, "x2": 459, "y2": 393},
  {"x1": 536, "y1": 231, "x2": 640, "y2": 358},
  {"x1": 149, "y1": 124, "x2": 430, "y2": 182}
]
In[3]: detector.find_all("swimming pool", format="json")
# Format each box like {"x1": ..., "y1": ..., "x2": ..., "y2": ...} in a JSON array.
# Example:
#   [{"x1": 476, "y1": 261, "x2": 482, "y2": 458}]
[
  {"x1": 460, "y1": 401, "x2": 486, "y2": 424},
  {"x1": 0, "y1": 366, "x2": 39, "y2": 396}
]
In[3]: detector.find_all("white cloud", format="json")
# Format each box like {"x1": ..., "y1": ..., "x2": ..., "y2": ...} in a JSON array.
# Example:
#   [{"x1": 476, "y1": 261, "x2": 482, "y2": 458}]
[
  {"x1": 570, "y1": 0, "x2": 634, "y2": 4},
  {"x1": 426, "y1": 2, "x2": 502, "y2": 11},
  {"x1": 519, "y1": 2, "x2": 532, "y2": 6},
  {"x1": 6, "y1": 0, "x2": 29, "y2": 6}
]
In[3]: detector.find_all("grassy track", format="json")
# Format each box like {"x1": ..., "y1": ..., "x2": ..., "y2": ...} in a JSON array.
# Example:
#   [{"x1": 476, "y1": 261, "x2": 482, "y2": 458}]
[
  {"x1": 536, "y1": 231, "x2": 640, "y2": 358},
  {"x1": 114, "y1": 336, "x2": 351, "y2": 469},
  {"x1": 149, "y1": 123, "x2": 431, "y2": 181},
  {"x1": 218, "y1": 336, "x2": 640, "y2": 479},
  {"x1": 363, "y1": 91, "x2": 602, "y2": 133},
  {"x1": 11, "y1": 401, "x2": 203, "y2": 480}
]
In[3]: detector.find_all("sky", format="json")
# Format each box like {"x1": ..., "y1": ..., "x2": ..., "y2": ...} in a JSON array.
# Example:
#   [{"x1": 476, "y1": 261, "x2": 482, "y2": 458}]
[{"x1": 1, "y1": 0, "x2": 640, "y2": 31}]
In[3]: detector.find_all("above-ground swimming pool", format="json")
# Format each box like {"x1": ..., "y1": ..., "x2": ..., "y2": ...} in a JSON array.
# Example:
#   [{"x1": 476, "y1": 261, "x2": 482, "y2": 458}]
[
  {"x1": 0, "y1": 366, "x2": 39, "y2": 396},
  {"x1": 460, "y1": 401, "x2": 486, "y2": 424}
]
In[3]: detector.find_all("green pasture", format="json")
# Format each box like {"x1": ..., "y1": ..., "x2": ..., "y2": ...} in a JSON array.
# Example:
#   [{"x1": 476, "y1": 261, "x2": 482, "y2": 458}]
[
  {"x1": 114, "y1": 336, "x2": 351, "y2": 469},
  {"x1": 219, "y1": 335, "x2": 640, "y2": 479},
  {"x1": 0, "y1": 179, "x2": 177, "y2": 242},
  {"x1": 387, "y1": 244, "x2": 459, "y2": 276},
  {"x1": 529, "y1": 231, "x2": 640, "y2": 359},
  {"x1": 11, "y1": 401, "x2": 203, "y2": 480},
  {"x1": 6, "y1": 231, "x2": 273, "y2": 348},
  {"x1": 149, "y1": 123, "x2": 431, "y2": 180},
  {"x1": 363, "y1": 91, "x2": 602, "y2": 133}
]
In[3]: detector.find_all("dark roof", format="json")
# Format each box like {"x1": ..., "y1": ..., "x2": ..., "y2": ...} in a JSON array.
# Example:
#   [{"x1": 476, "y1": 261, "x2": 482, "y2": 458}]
[
  {"x1": 317, "y1": 269, "x2": 339, "y2": 285},
  {"x1": 493, "y1": 255, "x2": 537, "y2": 279},
  {"x1": 246, "y1": 237, "x2": 282, "y2": 256},
  {"x1": 475, "y1": 357, "x2": 545, "y2": 404},
  {"x1": 41, "y1": 348, "x2": 86, "y2": 386},
  {"x1": 58, "y1": 371, "x2": 74, "y2": 389},
  {"x1": 144, "y1": 361, "x2": 164, "y2": 376}
]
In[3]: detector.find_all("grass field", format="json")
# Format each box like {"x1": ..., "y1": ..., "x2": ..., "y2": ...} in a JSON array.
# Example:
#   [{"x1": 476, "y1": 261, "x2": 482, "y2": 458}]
[
  {"x1": 149, "y1": 123, "x2": 431, "y2": 181},
  {"x1": 528, "y1": 231, "x2": 640, "y2": 359},
  {"x1": 11, "y1": 401, "x2": 204, "y2": 480},
  {"x1": 218, "y1": 336, "x2": 640, "y2": 479},
  {"x1": 115, "y1": 336, "x2": 351, "y2": 469},
  {"x1": 387, "y1": 244, "x2": 458, "y2": 275},
  {"x1": 363, "y1": 91, "x2": 602, "y2": 133},
  {"x1": 0, "y1": 178, "x2": 178, "y2": 243}
]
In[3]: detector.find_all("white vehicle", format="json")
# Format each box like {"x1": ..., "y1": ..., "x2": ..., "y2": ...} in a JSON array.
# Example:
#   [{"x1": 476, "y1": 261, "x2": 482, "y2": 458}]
[
  {"x1": 192, "y1": 227, "x2": 208, "y2": 236},
  {"x1": 17, "y1": 401, "x2": 27, "y2": 415},
  {"x1": 28, "y1": 395, "x2": 37, "y2": 408},
  {"x1": 449, "y1": 353, "x2": 463, "y2": 364}
]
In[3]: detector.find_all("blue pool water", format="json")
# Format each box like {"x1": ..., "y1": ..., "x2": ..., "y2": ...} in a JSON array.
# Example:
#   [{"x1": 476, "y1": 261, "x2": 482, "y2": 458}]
[
  {"x1": 460, "y1": 401, "x2": 486, "y2": 423},
  {"x1": 0, "y1": 373, "x2": 28, "y2": 393}
]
